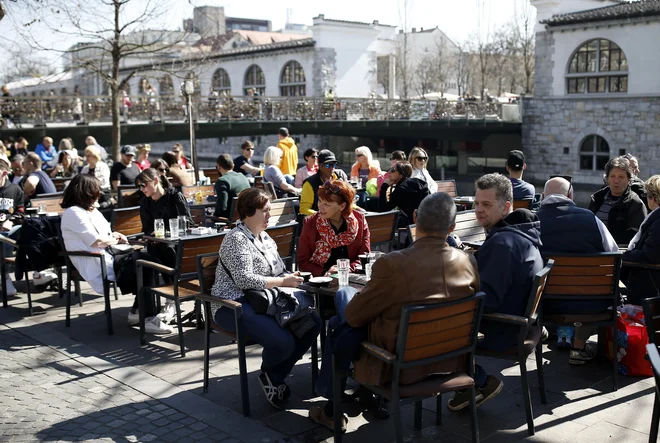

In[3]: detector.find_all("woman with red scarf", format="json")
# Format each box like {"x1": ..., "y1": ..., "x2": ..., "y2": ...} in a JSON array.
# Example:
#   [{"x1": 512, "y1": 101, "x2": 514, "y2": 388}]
[{"x1": 298, "y1": 180, "x2": 371, "y2": 276}]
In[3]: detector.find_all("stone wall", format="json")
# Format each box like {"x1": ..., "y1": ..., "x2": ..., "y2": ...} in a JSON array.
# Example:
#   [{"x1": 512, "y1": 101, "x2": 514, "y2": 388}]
[
  {"x1": 522, "y1": 96, "x2": 660, "y2": 185},
  {"x1": 533, "y1": 31, "x2": 555, "y2": 98}
]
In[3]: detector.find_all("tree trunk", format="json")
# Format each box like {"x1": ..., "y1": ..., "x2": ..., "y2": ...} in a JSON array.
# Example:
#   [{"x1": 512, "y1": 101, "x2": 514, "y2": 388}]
[{"x1": 111, "y1": 85, "x2": 121, "y2": 161}]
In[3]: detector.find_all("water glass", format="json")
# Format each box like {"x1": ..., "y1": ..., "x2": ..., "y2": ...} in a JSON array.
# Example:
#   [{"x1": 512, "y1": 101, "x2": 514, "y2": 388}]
[
  {"x1": 337, "y1": 258, "x2": 350, "y2": 287},
  {"x1": 337, "y1": 259, "x2": 350, "y2": 271},
  {"x1": 169, "y1": 219, "x2": 179, "y2": 238},
  {"x1": 365, "y1": 263, "x2": 373, "y2": 281},
  {"x1": 154, "y1": 218, "x2": 165, "y2": 238},
  {"x1": 178, "y1": 215, "x2": 188, "y2": 236}
]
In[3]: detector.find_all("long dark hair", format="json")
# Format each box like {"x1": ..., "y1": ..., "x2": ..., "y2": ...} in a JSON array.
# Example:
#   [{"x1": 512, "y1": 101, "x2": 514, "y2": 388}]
[
  {"x1": 135, "y1": 167, "x2": 170, "y2": 190},
  {"x1": 61, "y1": 174, "x2": 101, "y2": 210},
  {"x1": 161, "y1": 151, "x2": 178, "y2": 167}
]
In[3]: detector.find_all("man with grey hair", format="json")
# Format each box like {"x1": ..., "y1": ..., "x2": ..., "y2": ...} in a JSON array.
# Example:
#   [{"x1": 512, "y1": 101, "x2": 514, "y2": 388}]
[
  {"x1": 308, "y1": 193, "x2": 480, "y2": 430},
  {"x1": 449, "y1": 173, "x2": 543, "y2": 412}
]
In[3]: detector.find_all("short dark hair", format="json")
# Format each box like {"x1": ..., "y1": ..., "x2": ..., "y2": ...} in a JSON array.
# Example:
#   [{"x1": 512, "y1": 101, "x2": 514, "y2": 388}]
[
  {"x1": 416, "y1": 192, "x2": 457, "y2": 235},
  {"x1": 61, "y1": 174, "x2": 101, "y2": 210},
  {"x1": 161, "y1": 151, "x2": 178, "y2": 167},
  {"x1": 303, "y1": 148, "x2": 319, "y2": 160},
  {"x1": 391, "y1": 150, "x2": 407, "y2": 161},
  {"x1": 475, "y1": 173, "x2": 513, "y2": 205},
  {"x1": 390, "y1": 161, "x2": 413, "y2": 178},
  {"x1": 241, "y1": 140, "x2": 254, "y2": 151},
  {"x1": 605, "y1": 156, "x2": 633, "y2": 180},
  {"x1": 216, "y1": 153, "x2": 234, "y2": 170},
  {"x1": 135, "y1": 167, "x2": 170, "y2": 190},
  {"x1": 151, "y1": 159, "x2": 168, "y2": 171},
  {"x1": 25, "y1": 152, "x2": 42, "y2": 170},
  {"x1": 237, "y1": 188, "x2": 271, "y2": 220},
  {"x1": 278, "y1": 127, "x2": 289, "y2": 137}
]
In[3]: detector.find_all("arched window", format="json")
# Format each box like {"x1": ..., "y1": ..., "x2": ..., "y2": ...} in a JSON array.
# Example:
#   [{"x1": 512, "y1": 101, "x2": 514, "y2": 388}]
[
  {"x1": 280, "y1": 61, "x2": 306, "y2": 96},
  {"x1": 244, "y1": 64, "x2": 265, "y2": 96},
  {"x1": 212, "y1": 68, "x2": 231, "y2": 96},
  {"x1": 159, "y1": 75, "x2": 174, "y2": 96},
  {"x1": 567, "y1": 39, "x2": 628, "y2": 94},
  {"x1": 579, "y1": 135, "x2": 610, "y2": 170}
]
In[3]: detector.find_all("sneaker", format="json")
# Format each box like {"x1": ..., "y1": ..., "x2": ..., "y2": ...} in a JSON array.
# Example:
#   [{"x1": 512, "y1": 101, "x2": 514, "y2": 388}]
[
  {"x1": 258, "y1": 372, "x2": 287, "y2": 409},
  {"x1": 569, "y1": 343, "x2": 597, "y2": 365},
  {"x1": 477, "y1": 375, "x2": 504, "y2": 407},
  {"x1": 309, "y1": 405, "x2": 348, "y2": 432},
  {"x1": 4, "y1": 273, "x2": 16, "y2": 296},
  {"x1": 447, "y1": 389, "x2": 484, "y2": 412},
  {"x1": 144, "y1": 316, "x2": 173, "y2": 334},
  {"x1": 157, "y1": 302, "x2": 176, "y2": 323},
  {"x1": 127, "y1": 311, "x2": 139, "y2": 326},
  {"x1": 33, "y1": 270, "x2": 57, "y2": 286}
]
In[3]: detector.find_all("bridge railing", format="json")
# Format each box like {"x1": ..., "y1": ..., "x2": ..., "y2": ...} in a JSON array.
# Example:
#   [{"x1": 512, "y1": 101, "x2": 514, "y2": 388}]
[{"x1": 0, "y1": 95, "x2": 518, "y2": 127}]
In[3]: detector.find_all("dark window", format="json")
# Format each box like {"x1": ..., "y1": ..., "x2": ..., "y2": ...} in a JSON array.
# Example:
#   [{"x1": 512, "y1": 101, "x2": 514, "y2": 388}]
[
  {"x1": 279, "y1": 61, "x2": 306, "y2": 97},
  {"x1": 567, "y1": 39, "x2": 628, "y2": 94},
  {"x1": 579, "y1": 135, "x2": 610, "y2": 171},
  {"x1": 244, "y1": 64, "x2": 265, "y2": 96}
]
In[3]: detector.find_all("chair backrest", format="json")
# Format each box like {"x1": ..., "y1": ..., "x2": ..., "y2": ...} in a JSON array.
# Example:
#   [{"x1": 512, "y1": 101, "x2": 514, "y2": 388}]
[
  {"x1": 643, "y1": 296, "x2": 660, "y2": 345},
  {"x1": 117, "y1": 186, "x2": 142, "y2": 208},
  {"x1": 256, "y1": 180, "x2": 277, "y2": 200},
  {"x1": 51, "y1": 179, "x2": 67, "y2": 192},
  {"x1": 513, "y1": 199, "x2": 533, "y2": 210},
  {"x1": 542, "y1": 253, "x2": 622, "y2": 310},
  {"x1": 394, "y1": 293, "x2": 485, "y2": 374},
  {"x1": 111, "y1": 206, "x2": 142, "y2": 237},
  {"x1": 435, "y1": 180, "x2": 457, "y2": 198},
  {"x1": 30, "y1": 196, "x2": 64, "y2": 215},
  {"x1": 176, "y1": 233, "x2": 226, "y2": 276},
  {"x1": 197, "y1": 253, "x2": 219, "y2": 295},
  {"x1": 365, "y1": 210, "x2": 399, "y2": 250},
  {"x1": 182, "y1": 184, "x2": 215, "y2": 199},
  {"x1": 268, "y1": 199, "x2": 297, "y2": 226},
  {"x1": 407, "y1": 224, "x2": 416, "y2": 244},
  {"x1": 453, "y1": 210, "x2": 486, "y2": 243},
  {"x1": 523, "y1": 260, "x2": 554, "y2": 325},
  {"x1": 35, "y1": 191, "x2": 64, "y2": 199},
  {"x1": 255, "y1": 176, "x2": 264, "y2": 186},
  {"x1": 266, "y1": 221, "x2": 298, "y2": 268},
  {"x1": 202, "y1": 168, "x2": 220, "y2": 183}
]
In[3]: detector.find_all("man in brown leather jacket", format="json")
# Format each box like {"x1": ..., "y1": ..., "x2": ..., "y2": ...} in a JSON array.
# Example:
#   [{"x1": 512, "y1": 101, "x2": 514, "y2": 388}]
[{"x1": 309, "y1": 192, "x2": 480, "y2": 431}]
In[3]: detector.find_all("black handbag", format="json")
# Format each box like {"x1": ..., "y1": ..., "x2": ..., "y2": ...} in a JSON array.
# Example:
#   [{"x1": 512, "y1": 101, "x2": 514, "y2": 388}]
[{"x1": 219, "y1": 257, "x2": 273, "y2": 314}]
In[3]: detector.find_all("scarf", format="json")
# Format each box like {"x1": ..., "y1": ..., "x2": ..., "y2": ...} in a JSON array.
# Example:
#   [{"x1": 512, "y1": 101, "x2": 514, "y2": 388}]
[{"x1": 310, "y1": 212, "x2": 359, "y2": 266}]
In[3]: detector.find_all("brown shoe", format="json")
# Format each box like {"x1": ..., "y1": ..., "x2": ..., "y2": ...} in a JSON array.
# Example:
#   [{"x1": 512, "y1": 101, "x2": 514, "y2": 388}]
[{"x1": 309, "y1": 405, "x2": 348, "y2": 433}]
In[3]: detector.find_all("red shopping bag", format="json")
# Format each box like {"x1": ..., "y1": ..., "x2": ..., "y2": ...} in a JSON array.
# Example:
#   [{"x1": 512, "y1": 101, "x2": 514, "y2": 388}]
[{"x1": 604, "y1": 305, "x2": 653, "y2": 377}]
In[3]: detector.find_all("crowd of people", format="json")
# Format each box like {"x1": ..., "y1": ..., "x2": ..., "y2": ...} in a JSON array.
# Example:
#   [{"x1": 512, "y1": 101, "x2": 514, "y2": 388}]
[{"x1": 3, "y1": 124, "x2": 659, "y2": 432}]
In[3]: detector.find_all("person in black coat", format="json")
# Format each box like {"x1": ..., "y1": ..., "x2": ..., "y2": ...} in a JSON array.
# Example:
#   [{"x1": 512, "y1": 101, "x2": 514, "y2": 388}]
[
  {"x1": 379, "y1": 161, "x2": 429, "y2": 227},
  {"x1": 622, "y1": 175, "x2": 660, "y2": 304},
  {"x1": 588, "y1": 156, "x2": 647, "y2": 245}
]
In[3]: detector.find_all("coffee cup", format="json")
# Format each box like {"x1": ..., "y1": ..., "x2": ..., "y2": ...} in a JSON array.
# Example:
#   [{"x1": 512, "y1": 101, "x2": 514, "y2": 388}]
[
  {"x1": 298, "y1": 272, "x2": 312, "y2": 282},
  {"x1": 358, "y1": 254, "x2": 370, "y2": 267}
]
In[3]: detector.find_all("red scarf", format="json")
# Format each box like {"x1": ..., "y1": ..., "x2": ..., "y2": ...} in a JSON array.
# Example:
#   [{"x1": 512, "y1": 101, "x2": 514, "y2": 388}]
[{"x1": 310, "y1": 213, "x2": 359, "y2": 266}]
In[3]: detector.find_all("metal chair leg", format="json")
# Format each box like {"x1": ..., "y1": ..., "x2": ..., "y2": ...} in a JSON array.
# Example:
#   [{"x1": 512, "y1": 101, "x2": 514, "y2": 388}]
[
  {"x1": 112, "y1": 283, "x2": 118, "y2": 301},
  {"x1": 393, "y1": 390, "x2": 403, "y2": 443},
  {"x1": 65, "y1": 271, "x2": 72, "y2": 327},
  {"x1": 469, "y1": 385, "x2": 480, "y2": 443},
  {"x1": 75, "y1": 280, "x2": 83, "y2": 307},
  {"x1": 332, "y1": 355, "x2": 343, "y2": 443},
  {"x1": 519, "y1": 350, "x2": 535, "y2": 436},
  {"x1": 103, "y1": 283, "x2": 113, "y2": 335},
  {"x1": 612, "y1": 324, "x2": 618, "y2": 392},
  {"x1": 414, "y1": 401, "x2": 422, "y2": 431},
  {"x1": 1, "y1": 263, "x2": 7, "y2": 308},
  {"x1": 26, "y1": 275, "x2": 32, "y2": 316},
  {"x1": 650, "y1": 392, "x2": 659, "y2": 443},
  {"x1": 436, "y1": 394, "x2": 442, "y2": 425},
  {"x1": 535, "y1": 340, "x2": 547, "y2": 404},
  {"x1": 174, "y1": 297, "x2": 185, "y2": 357},
  {"x1": 203, "y1": 303, "x2": 211, "y2": 393},
  {"x1": 311, "y1": 332, "x2": 318, "y2": 395}
]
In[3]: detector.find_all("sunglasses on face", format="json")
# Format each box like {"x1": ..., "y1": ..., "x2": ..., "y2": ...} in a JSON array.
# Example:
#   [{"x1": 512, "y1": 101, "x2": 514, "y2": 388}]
[
  {"x1": 356, "y1": 154, "x2": 364, "y2": 157},
  {"x1": 322, "y1": 163, "x2": 336, "y2": 169},
  {"x1": 244, "y1": 148, "x2": 254, "y2": 151},
  {"x1": 310, "y1": 155, "x2": 319, "y2": 159},
  {"x1": 416, "y1": 157, "x2": 428, "y2": 162},
  {"x1": 137, "y1": 179, "x2": 155, "y2": 189},
  {"x1": 157, "y1": 168, "x2": 167, "y2": 173}
]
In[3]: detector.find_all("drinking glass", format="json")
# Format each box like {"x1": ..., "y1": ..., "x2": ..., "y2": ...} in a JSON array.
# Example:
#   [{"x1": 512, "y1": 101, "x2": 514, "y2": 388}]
[
  {"x1": 178, "y1": 215, "x2": 188, "y2": 236},
  {"x1": 169, "y1": 219, "x2": 179, "y2": 238},
  {"x1": 365, "y1": 263, "x2": 373, "y2": 281},
  {"x1": 337, "y1": 258, "x2": 350, "y2": 287},
  {"x1": 154, "y1": 218, "x2": 165, "y2": 238}
]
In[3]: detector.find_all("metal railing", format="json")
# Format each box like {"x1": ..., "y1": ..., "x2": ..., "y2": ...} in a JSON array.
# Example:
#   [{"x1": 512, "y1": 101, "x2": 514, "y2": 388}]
[{"x1": 0, "y1": 95, "x2": 518, "y2": 128}]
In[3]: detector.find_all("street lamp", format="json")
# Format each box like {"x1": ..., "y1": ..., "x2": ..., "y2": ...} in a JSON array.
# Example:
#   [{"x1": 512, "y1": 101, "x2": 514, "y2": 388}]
[{"x1": 180, "y1": 79, "x2": 199, "y2": 184}]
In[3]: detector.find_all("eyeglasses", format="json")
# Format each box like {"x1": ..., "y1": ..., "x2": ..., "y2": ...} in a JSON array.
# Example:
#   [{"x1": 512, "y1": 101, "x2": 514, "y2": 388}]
[
  {"x1": 416, "y1": 157, "x2": 428, "y2": 162},
  {"x1": 356, "y1": 154, "x2": 364, "y2": 157},
  {"x1": 137, "y1": 179, "x2": 155, "y2": 189},
  {"x1": 322, "y1": 181, "x2": 341, "y2": 194},
  {"x1": 322, "y1": 163, "x2": 336, "y2": 169},
  {"x1": 244, "y1": 148, "x2": 254, "y2": 151},
  {"x1": 310, "y1": 155, "x2": 319, "y2": 159},
  {"x1": 157, "y1": 168, "x2": 167, "y2": 173}
]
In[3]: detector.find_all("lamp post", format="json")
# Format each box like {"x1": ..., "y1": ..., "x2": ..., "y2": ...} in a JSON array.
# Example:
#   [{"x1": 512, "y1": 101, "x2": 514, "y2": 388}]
[{"x1": 181, "y1": 79, "x2": 199, "y2": 184}]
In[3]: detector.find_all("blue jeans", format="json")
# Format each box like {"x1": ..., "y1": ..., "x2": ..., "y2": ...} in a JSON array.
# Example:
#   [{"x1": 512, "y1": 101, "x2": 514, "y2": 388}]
[
  {"x1": 214, "y1": 293, "x2": 322, "y2": 385},
  {"x1": 315, "y1": 287, "x2": 368, "y2": 399},
  {"x1": 0, "y1": 225, "x2": 21, "y2": 259}
]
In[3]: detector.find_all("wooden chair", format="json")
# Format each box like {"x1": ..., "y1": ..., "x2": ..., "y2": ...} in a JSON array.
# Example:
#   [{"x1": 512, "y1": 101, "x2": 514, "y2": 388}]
[
  {"x1": 202, "y1": 168, "x2": 220, "y2": 183},
  {"x1": 365, "y1": 210, "x2": 399, "y2": 251},
  {"x1": 35, "y1": 191, "x2": 64, "y2": 199},
  {"x1": 477, "y1": 261, "x2": 554, "y2": 436},
  {"x1": 195, "y1": 250, "x2": 317, "y2": 417},
  {"x1": 643, "y1": 296, "x2": 660, "y2": 346},
  {"x1": 268, "y1": 199, "x2": 297, "y2": 226},
  {"x1": 513, "y1": 199, "x2": 533, "y2": 210},
  {"x1": 435, "y1": 180, "x2": 457, "y2": 197},
  {"x1": 52, "y1": 179, "x2": 67, "y2": 192},
  {"x1": 647, "y1": 343, "x2": 660, "y2": 443},
  {"x1": 111, "y1": 206, "x2": 143, "y2": 239},
  {"x1": 117, "y1": 186, "x2": 142, "y2": 208},
  {"x1": 623, "y1": 261, "x2": 660, "y2": 304},
  {"x1": 0, "y1": 237, "x2": 20, "y2": 311},
  {"x1": 454, "y1": 210, "x2": 486, "y2": 247},
  {"x1": 540, "y1": 252, "x2": 623, "y2": 392},
  {"x1": 266, "y1": 221, "x2": 297, "y2": 271},
  {"x1": 30, "y1": 196, "x2": 65, "y2": 215},
  {"x1": 257, "y1": 181, "x2": 277, "y2": 200},
  {"x1": 407, "y1": 224, "x2": 417, "y2": 244},
  {"x1": 332, "y1": 293, "x2": 485, "y2": 443},
  {"x1": 136, "y1": 233, "x2": 226, "y2": 356}
]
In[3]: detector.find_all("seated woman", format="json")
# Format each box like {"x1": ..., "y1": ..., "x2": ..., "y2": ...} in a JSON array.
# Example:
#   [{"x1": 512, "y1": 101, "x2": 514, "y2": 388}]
[
  {"x1": 589, "y1": 156, "x2": 647, "y2": 244},
  {"x1": 263, "y1": 146, "x2": 300, "y2": 198},
  {"x1": 161, "y1": 151, "x2": 193, "y2": 188},
  {"x1": 294, "y1": 148, "x2": 319, "y2": 188},
  {"x1": 151, "y1": 159, "x2": 169, "y2": 178},
  {"x1": 81, "y1": 146, "x2": 111, "y2": 189},
  {"x1": 298, "y1": 180, "x2": 370, "y2": 276},
  {"x1": 409, "y1": 147, "x2": 438, "y2": 193},
  {"x1": 350, "y1": 146, "x2": 382, "y2": 208},
  {"x1": 211, "y1": 188, "x2": 321, "y2": 408},
  {"x1": 622, "y1": 175, "x2": 660, "y2": 304},
  {"x1": 49, "y1": 150, "x2": 78, "y2": 179},
  {"x1": 377, "y1": 150, "x2": 406, "y2": 195},
  {"x1": 379, "y1": 161, "x2": 430, "y2": 227},
  {"x1": 60, "y1": 174, "x2": 172, "y2": 334}
]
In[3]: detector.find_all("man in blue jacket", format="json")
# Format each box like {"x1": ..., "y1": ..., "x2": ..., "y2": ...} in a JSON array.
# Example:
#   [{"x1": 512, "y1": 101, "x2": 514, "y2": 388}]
[
  {"x1": 449, "y1": 173, "x2": 543, "y2": 412},
  {"x1": 34, "y1": 136, "x2": 56, "y2": 171}
]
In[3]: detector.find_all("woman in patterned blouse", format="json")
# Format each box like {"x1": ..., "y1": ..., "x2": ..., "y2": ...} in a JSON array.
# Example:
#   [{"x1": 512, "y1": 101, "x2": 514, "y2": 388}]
[{"x1": 211, "y1": 188, "x2": 321, "y2": 408}]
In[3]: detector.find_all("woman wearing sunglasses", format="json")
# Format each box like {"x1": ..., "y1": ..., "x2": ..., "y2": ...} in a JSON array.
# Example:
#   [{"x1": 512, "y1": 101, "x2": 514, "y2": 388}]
[
  {"x1": 294, "y1": 148, "x2": 319, "y2": 188},
  {"x1": 298, "y1": 180, "x2": 370, "y2": 277},
  {"x1": 151, "y1": 159, "x2": 169, "y2": 177},
  {"x1": 409, "y1": 147, "x2": 437, "y2": 193},
  {"x1": 380, "y1": 161, "x2": 430, "y2": 228}
]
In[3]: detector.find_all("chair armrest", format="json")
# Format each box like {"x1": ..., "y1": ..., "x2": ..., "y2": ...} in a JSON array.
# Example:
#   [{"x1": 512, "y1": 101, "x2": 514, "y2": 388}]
[
  {"x1": 623, "y1": 261, "x2": 660, "y2": 271},
  {"x1": 60, "y1": 250, "x2": 104, "y2": 259},
  {"x1": 206, "y1": 215, "x2": 229, "y2": 223},
  {"x1": 482, "y1": 313, "x2": 529, "y2": 326},
  {"x1": 462, "y1": 241, "x2": 483, "y2": 249},
  {"x1": 360, "y1": 342, "x2": 396, "y2": 363},
  {"x1": 0, "y1": 236, "x2": 16, "y2": 248},
  {"x1": 195, "y1": 293, "x2": 242, "y2": 310},
  {"x1": 136, "y1": 259, "x2": 176, "y2": 276}
]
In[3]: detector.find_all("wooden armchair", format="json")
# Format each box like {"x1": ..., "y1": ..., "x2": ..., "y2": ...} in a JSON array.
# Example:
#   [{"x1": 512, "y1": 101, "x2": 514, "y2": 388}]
[
  {"x1": 365, "y1": 210, "x2": 399, "y2": 252},
  {"x1": 332, "y1": 293, "x2": 485, "y2": 443}
]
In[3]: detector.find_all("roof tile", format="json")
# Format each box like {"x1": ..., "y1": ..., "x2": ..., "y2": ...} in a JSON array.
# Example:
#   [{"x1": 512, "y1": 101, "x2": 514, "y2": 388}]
[{"x1": 543, "y1": 0, "x2": 660, "y2": 26}]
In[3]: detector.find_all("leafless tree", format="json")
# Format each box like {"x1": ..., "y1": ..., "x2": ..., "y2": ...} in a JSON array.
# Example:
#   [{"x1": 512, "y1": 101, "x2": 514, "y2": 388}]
[
  {"x1": 433, "y1": 35, "x2": 453, "y2": 96},
  {"x1": 0, "y1": 45, "x2": 57, "y2": 84},
  {"x1": 414, "y1": 53, "x2": 436, "y2": 97},
  {"x1": 396, "y1": 0, "x2": 414, "y2": 98},
  {"x1": 514, "y1": 0, "x2": 536, "y2": 94},
  {"x1": 454, "y1": 43, "x2": 471, "y2": 97},
  {"x1": 4, "y1": 0, "x2": 197, "y2": 158}
]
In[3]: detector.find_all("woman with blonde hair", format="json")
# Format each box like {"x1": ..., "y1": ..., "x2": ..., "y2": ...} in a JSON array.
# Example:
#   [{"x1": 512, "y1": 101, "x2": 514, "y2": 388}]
[
  {"x1": 263, "y1": 146, "x2": 300, "y2": 198},
  {"x1": 136, "y1": 144, "x2": 151, "y2": 171},
  {"x1": 409, "y1": 147, "x2": 437, "y2": 193},
  {"x1": 350, "y1": 146, "x2": 381, "y2": 187},
  {"x1": 81, "y1": 145, "x2": 111, "y2": 189}
]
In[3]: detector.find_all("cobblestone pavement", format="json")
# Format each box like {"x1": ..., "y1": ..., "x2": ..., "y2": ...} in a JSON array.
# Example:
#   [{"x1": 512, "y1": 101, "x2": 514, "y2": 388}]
[{"x1": 0, "y1": 326, "x2": 251, "y2": 443}]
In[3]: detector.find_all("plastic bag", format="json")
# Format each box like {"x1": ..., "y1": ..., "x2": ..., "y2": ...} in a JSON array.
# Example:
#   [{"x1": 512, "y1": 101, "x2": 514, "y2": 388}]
[
  {"x1": 604, "y1": 304, "x2": 653, "y2": 376},
  {"x1": 365, "y1": 177, "x2": 378, "y2": 196}
]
